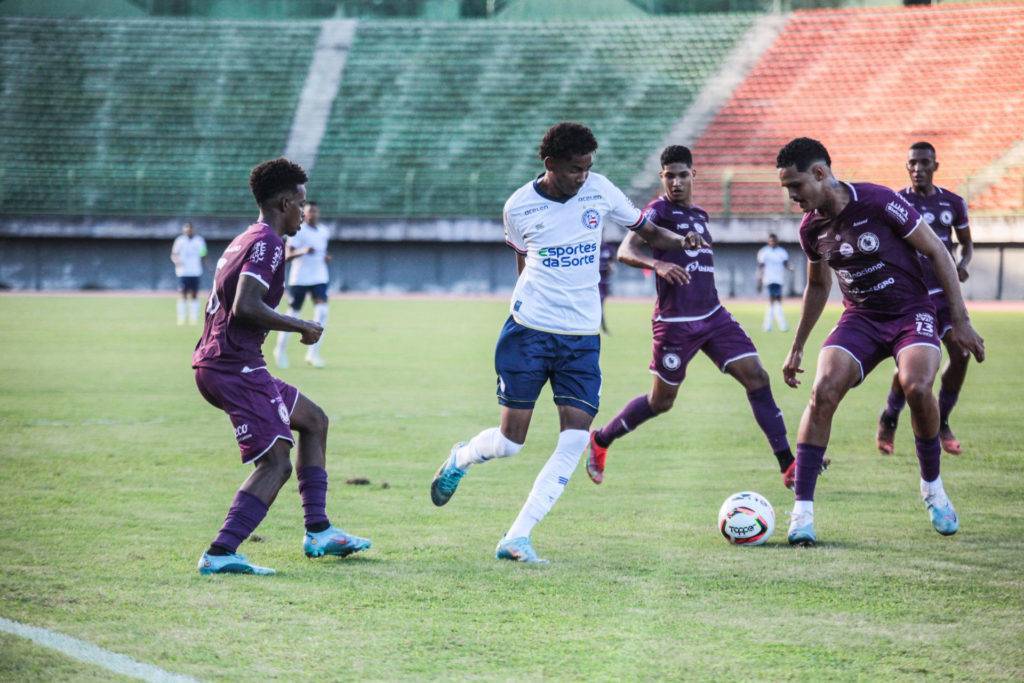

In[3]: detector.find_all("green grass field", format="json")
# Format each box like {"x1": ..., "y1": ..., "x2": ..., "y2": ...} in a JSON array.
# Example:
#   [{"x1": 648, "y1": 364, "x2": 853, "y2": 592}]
[{"x1": 1, "y1": 295, "x2": 1022, "y2": 681}]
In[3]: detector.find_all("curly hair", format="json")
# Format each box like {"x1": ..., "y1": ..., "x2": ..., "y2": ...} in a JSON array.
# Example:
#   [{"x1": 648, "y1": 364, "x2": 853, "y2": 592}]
[
  {"x1": 249, "y1": 157, "x2": 308, "y2": 206},
  {"x1": 660, "y1": 145, "x2": 693, "y2": 167},
  {"x1": 538, "y1": 122, "x2": 598, "y2": 161},
  {"x1": 776, "y1": 137, "x2": 831, "y2": 172}
]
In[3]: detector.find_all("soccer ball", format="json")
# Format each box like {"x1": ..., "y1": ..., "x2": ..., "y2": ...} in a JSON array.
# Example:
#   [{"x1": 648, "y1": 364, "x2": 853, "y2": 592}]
[{"x1": 717, "y1": 491, "x2": 775, "y2": 545}]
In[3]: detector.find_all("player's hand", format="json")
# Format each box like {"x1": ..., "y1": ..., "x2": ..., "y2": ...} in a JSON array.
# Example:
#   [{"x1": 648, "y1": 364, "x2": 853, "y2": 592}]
[
  {"x1": 956, "y1": 264, "x2": 969, "y2": 282},
  {"x1": 678, "y1": 231, "x2": 708, "y2": 251},
  {"x1": 756, "y1": 280, "x2": 763, "y2": 294},
  {"x1": 324, "y1": 254, "x2": 332, "y2": 262},
  {"x1": 653, "y1": 260, "x2": 690, "y2": 285},
  {"x1": 299, "y1": 321, "x2": 323, "y2": 345},
  {"x1": 782, "y1": 347, "x2": 804, "y2": 388},
  {"x1": 948, "y1": 322, "x2": 984, "y2": 362}
]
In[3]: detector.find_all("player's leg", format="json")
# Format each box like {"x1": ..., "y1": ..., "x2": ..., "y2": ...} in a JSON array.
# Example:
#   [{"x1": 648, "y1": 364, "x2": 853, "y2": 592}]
[
  {"x1": 431, "y1": 317, "x2": 539, "y2": 506},
  {"x1": 897, "y1": 342, "x2": 958, "y2": 535},
  {"x1": 599, "y1": 282, "x2": 610, "y2": 334},
  {"x1": 876, "y1": 369, "x2": 905, "y2": 455},
  {"x1": 287, "y1": 391, "x2": 371, "y2": 557},
  {"x1": 723, "y1": 355, "x2": 797, "y2": 486},
  {"x1": 787, "y1": 347, "x2": 862, "y2": 545},
  {"x1": 186, "y1": 279, "x2": 200, "y2": 324},
  {"x1": 587, "y1": 375, "x2": 676, "y2": 483},
  {"x1": 937, "y1": 333, "x2": 969, "y2": 454},
  {"x1": 770, "y1": 287, "x2": 788, "y2": 331},
  {"x1": 176, "y1": 277, "x2": 187, "y2": 325},
  {"x1": 305, "y1": 285, "x2": 329, "y2": 368},
  {"x1": 498, "y1": 333, "x2": 600, "y2": 563},
  {"x1": 274, "y1": 286, "x2": 306, "y2": 368},
  {"x1": 586, "y1": 320, "x2": 694, "y2": 483},
  {"x1": 762, "y1": 290, "x2": 773, "y2": 332}
]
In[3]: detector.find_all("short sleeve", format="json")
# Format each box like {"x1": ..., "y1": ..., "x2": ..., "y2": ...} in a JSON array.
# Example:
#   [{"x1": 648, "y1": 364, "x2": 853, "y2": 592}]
[
  {"x1": 879, "y1": 189, "x2": 922, "y2": 239},
  {"x1": 756, "y1": 246, "x2": 767, "y2": 264},
  {"x1": 603, "y1": 179, "x2": 644, "y2": 230},
  {"x1": 798, "y1": 214, "x2": 821, "y2": 262},
  {"x1": 503, "y1": 208, "x2": 526, "y2": 254},
  {"x1": 956, "y1": 195, "x2": 970, "y2": 230},
  {"x1": 240, "y1": 237, "x2": 282, "y2": 288}
]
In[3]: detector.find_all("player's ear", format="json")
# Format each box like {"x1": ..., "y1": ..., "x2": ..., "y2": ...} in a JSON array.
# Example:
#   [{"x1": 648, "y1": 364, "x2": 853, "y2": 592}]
[
  {"x1": 811, "y1": 163, "x2": 826, "y2": 182},
  {"x1": 542, "y1": 156, "x2": 557, "y2": 173},
  {"x1": 933, "y1": 160, "x2": 940, "y2": 173}
]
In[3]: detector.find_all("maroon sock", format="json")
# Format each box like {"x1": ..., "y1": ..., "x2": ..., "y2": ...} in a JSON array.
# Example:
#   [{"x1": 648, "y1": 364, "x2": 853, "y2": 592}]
[
  {"x1": 915, "y1": 434, "x2": 941, "y2": 482},
  {"x1": 937, "y1": 389, "x2": 959, "y2": 427},
  {"x1": 746, "y1": 386, "x2": 790, "y2": 458},
  {"x1": 794, "y1": 443, "x2": 826, "y2": 501},
  {"x1": 594, "y1": 395, "x2": 656, "y2": 448},
  {"x1": 297, "y1": 466, "x2": 330, "y2": 532},
  {"x1": 882, "y1": 387, "x2": 906, "y2": 423},
  {"x1": 210, "y1": 490, "x2": 269, "y2": 554}
]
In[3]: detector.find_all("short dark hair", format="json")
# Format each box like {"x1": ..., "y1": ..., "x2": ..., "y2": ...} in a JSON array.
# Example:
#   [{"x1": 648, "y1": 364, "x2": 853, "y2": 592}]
[
  {"x1": 660, "y1": 145, "x2": 693, "y2": 167},
  {"x1": 768, "y1": 232, "x2": 778, "y2": 240},
  {"x1": 249, "y1": 157, "x2": 308, "y2": 206},
  {"x1": 909, "y1": 141, "x2": 936, "y2": 157},
  {"x1": 776, "y1": 137, "x2": 831, "y2": 172},
  {"x1": 539, "y1": 122, "x2": 598, "y2": 161}
]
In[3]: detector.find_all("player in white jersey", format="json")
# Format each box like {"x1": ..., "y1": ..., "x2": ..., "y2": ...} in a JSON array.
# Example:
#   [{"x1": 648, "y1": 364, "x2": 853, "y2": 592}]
[
  {"x1": 429, "y1": 122, "x2": 699, "y2": 563},
  {"x1": 170, "y1": 222, "x2": 207, "y2": 325},
  {"x1": 756, "y1": 233, "x2": 793, "y2": 331},
  {"x1": 274, "y1": 201, "x2": 331, "y2": 368}
]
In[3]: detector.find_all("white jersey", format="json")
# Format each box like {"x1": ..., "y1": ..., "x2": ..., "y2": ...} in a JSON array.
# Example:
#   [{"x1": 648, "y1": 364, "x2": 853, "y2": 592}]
[
  {"x1": 503, "y1": 172, "x2": 643, "y2": 335},
  {"x1": 171, "y1": 234, "x2": 207, "y2": 277},
  {"x1": 757, "y1": 245, "x2": 790, "y2": 286},
  {"x1": 286, "y1": 223, "x2": 331, "y2": 286}
]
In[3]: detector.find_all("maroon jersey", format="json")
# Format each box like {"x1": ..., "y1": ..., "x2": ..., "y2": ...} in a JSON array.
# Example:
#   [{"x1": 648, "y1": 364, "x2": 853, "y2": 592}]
[
  {"x1": 799, "y1": 183, "x2": 929, "y2": 317},
  {"x1": 192, "y1": 223, "x2": 286, "y2": 372},
  {"x1": 643, "y1": 197, "x2": 720, "y2": 320},
  {"x1": 898, "y1": 186, "x2": 969, "y2": 294}
]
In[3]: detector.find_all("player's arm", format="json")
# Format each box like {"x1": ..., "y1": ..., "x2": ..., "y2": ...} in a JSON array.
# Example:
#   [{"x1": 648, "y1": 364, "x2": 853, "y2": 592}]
[
  {"x1": 755, "y1": 261, "x2": 764, "y2": 292},
  {"x1": 515, "y1": 252, "x2": 526, "y2": 275},
  {"x1": 633, "y1": 217, "x2": 704, "y2": 252},
  {"x1": 782, "y1": 259, "x2": 832, "y2": 388},
  {"x1": 234, "y1": 275, "x2": 322, "y2": 344},
  {"x1": 954, "y1": 224, "x2": 973, "y2": 282},
  {"x1": 285, "y1": 244, "x2": 313, "y2": 261},
  {"x1": 170, "y1": 240, "x2": 181, "y2": 265},
  {"x1": 904, "y1": 221, "x2": 984, "y2": 361},
  {"x1": 617, "y1": 230, "x2": 690, "y2": 285}
]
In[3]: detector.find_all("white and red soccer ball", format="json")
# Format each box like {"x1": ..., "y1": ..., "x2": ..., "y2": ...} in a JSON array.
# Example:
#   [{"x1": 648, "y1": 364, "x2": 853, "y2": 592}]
[{"x1": 718, "y1": 491, "x2": 775, "y2": 545}]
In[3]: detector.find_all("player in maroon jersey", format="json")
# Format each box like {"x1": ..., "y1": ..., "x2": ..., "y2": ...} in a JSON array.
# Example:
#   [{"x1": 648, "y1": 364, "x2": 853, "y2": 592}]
[
  {"x1": 193, "y1": 158, "x2": 371, "y2": 575},
  {"x1": 877, "y1": 142, "x2": 974, "y2": 456}
]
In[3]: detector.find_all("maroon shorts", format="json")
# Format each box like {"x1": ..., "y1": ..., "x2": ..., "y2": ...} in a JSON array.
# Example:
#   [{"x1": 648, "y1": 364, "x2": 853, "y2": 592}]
[
  {"x1": 822, "y1": 306, "x2": 940, "y2": 385},
  {"x1": 650, "y1": 306, "x2": 759, "y2": 385},
  {"x1": 195, "y1": 366, "x2": 299, "y2": 464},
  {"x1": 931, "y1": 292, "x2": 953, "y2": 339}
]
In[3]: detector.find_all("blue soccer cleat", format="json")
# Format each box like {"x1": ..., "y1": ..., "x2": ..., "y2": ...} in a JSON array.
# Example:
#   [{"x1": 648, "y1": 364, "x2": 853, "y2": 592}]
[
  {"x1": 925, "y1": 494, "x2": 959, "y2": 536},
  {"x1": 430, "y1": 443, "x2": 467, "y2": 507},
  {"x1": 495, "y1": 536, "x2": 549, "y2": 564},
  {"x1": 197, "y1": 551, "x2": 275, "y2": 576},
  {"x1": 304, "y1": 526, "x2": 372, "y2": 558},
  {"x1": 787, "y1": 511, "x2": 817, "y2": 546}
]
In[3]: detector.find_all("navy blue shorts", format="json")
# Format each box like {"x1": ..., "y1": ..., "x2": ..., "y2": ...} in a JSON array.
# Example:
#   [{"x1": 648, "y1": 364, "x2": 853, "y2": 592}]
[
  {"x1": 288, "y1": 283, "x2": 329, "y2": 309},
  {"x1": 494, "y1": 316, "x2": 601, "y2": 416},
  {"x1": 766, "y1": 283, "x2": 783, "y2": 299},
  {"x1": 178, "y1": 276, "x2": 200, "y2": 295}
]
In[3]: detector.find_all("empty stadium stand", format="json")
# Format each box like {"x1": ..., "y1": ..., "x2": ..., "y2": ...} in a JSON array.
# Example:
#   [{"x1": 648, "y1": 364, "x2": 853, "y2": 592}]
[
  {"x1": 0, "y1": 17, "x2": 319, "y2": 216},
  {"x1": 690, "y1": 2, "x2": 1024, "y2": 216}
]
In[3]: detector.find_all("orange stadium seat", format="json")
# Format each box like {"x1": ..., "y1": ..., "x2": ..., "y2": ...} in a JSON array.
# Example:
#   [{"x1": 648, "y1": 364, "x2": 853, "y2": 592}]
[{"x1": 692, "y1": 3, "x2": 1024, "y2": 217}]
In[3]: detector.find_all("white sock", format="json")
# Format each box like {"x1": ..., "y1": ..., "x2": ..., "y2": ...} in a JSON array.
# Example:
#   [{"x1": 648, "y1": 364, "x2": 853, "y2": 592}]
[
  {"x1": 763, "y1": 305, "x2": 772, "y2": 331},
  {"x1": 920, "y1": 475, "x2": 946, "y2": 500},
  {"x1": 188, "y1": 299, "x2": 200, "y2": 323},
  {"x1": 773, "y1": 301, "x2": 788, "y2": 330},
  {"x1": 504, "y1": 429, "x2": 588, "y2": 540},
  {"x1": 309, "y1": 303, "x2": 329, "y2": 357},
  {"x1": 276, "y1": 309, "x2": 300, "y2": 352},
  {"x1": 176, "y1": 299, "x2": 186, "y2": 323},
  {"x1": 454, "y1": 427, "x2": 522, "y2": 469},
  {"x1": 793, "y1": 500, "x2": 814, "y2": 516}
]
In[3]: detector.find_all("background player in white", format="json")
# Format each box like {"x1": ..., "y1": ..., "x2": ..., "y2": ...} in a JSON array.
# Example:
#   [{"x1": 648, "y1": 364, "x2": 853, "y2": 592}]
[
  {"x1": 429, "y1": 122, "x2": 695, "y2": 563},
  {"x1": 274, "y1": 201, "x2": 331, "y2": 368},
  {"x1": 170, "y1": 221, "x2": 207, "y2": 325},
  {"x1": 756, "y1": 233, "x2": 793, "y2": 331}
]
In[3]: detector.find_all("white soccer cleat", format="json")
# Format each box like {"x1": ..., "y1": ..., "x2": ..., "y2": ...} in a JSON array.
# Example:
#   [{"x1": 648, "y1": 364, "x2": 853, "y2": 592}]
[
  {"x1": 305, "y1": 353, "x2": 325, "y2": 368},
  {"x1": 273, "y1": 347, "x2": 289, "y2": 369}
]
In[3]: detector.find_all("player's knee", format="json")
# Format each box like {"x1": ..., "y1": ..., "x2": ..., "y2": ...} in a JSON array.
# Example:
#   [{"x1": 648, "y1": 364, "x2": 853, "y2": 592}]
[
  {"x1": 649, "y1": 394, "x2": 674, "y2": 414},
  {"x1": 901, "y1": 379, "x2": 933, "y2": 405},
  {"x1": 808, "y1": 383, "x2": 841, "y2": 417},
  {"x1": 744, "y1": 366, "x2": 770, "y2": 391},
  {"x1": 495, "y1": 430, "x2": 524, "y2": 457}
]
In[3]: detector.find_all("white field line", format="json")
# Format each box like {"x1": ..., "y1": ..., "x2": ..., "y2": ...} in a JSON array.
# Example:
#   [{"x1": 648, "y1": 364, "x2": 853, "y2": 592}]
[{"x1": 0, "y1": 617, "x2": 199, "y2": 683}]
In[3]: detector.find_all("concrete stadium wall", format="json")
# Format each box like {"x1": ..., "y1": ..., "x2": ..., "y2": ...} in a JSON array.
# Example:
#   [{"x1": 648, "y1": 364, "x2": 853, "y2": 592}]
[{"x1": 2, "y1": 216, "x2": 1024, "y2": 299}]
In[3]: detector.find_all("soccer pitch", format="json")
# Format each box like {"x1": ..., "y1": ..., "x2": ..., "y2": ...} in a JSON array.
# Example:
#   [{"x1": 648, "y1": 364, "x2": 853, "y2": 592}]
[{"x1": 1, "y1": 295, "x2": 1022, "y2": 681}]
